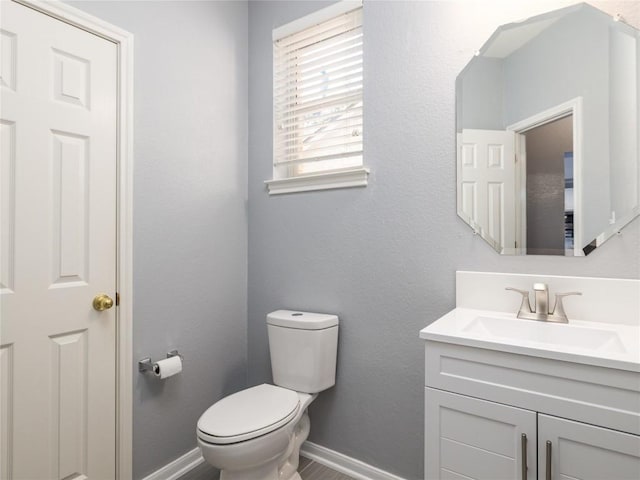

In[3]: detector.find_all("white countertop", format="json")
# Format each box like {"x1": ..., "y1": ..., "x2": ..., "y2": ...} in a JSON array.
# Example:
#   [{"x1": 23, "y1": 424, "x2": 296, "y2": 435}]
[{"x1": 420, "y1": 308, "x2": 640, "y2": 372}]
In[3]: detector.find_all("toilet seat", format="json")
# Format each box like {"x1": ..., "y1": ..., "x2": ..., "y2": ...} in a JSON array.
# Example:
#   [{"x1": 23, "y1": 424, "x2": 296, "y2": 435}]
[{"x1": 197, "y1": 384, "x2": 300, "y2": 445}]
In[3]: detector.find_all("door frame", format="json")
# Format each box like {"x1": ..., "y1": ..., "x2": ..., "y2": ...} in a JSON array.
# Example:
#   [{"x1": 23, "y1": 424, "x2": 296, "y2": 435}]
[
  {"x1": 11, "y1": 1, "x2": 134, "y2": 478},
  {"x1": 507, "y1": 97, "x2": 583, "y2": 256}
]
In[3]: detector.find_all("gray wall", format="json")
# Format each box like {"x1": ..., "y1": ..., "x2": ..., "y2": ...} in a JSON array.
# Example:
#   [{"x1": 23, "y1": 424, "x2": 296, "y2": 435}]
[
  {"x1": 459, "y1": 56, "x2": 504, "y2": 131},
  {"x1": 66, "y1": 2, "x2": 248, "y2": 478},
  {"x1": 248, "y1": 2, "x2": 640, "y2": 479}
]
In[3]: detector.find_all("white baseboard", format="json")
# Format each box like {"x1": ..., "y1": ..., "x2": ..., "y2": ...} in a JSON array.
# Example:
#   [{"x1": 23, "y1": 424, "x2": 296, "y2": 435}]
[
  {"x1": 140, "y1": 441, "x2": 406, "y2": 480},
  {"x1": 301, "y1": 441, "x2": 407, "y2": 480},
  {"x1": 140, "y1": 447, "x2": 205, "y2": 480}
]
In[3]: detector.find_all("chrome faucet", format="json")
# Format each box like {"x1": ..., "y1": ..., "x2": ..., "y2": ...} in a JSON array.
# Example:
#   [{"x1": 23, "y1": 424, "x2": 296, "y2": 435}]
[
  {"x1": 506, "y1": 283, "x2": 581, "y2": 323},
  {"x1": 533, "y1": 283, "x2": 549, "y2": 317}
]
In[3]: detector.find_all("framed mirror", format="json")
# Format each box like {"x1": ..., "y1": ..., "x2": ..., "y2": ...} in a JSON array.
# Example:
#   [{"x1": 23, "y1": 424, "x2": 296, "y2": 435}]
[{"x1": 456, "y1": 3, "x2": 640, "y2": 256}]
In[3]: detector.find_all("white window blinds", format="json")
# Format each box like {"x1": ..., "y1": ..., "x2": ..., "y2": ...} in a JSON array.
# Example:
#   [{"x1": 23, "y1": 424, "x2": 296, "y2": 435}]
[{"x1": 273, "y1": 5, "x2": 363, "y2": 178}]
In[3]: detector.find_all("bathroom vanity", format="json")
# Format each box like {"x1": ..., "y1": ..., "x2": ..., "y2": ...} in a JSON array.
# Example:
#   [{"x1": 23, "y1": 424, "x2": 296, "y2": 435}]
[{"x1": 420, "y1": 272, "x2": 640, "y2": 480}]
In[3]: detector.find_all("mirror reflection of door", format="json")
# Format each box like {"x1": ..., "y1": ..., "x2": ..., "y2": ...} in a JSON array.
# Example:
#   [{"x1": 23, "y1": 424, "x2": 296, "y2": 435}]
[
  {"x1": 522, "y1": 115, "x2": 573, "y2": 256},
  {"x1": 458, "y1": 129, "x2": 516, "y2": 254},
  {"x1": 455, "y1": 3, "x2": 640, "y2": 255}
]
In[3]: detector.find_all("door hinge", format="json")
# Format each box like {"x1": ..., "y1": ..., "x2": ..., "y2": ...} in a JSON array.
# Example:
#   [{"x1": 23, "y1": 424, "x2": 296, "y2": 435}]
[{"x1": 115, "y1": 292, "x2": 120, "y2": 306}]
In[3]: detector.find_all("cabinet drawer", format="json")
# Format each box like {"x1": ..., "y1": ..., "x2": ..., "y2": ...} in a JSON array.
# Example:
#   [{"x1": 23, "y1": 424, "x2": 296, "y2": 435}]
[{"x1": 425, "y1": 341, "x2": 640, "y2": 435}]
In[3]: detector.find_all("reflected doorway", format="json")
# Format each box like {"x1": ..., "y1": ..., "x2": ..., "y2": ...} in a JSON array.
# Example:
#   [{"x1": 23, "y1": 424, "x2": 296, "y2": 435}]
[{"x1": 522, "y1": 115, "x2": 574, "y2": 255}]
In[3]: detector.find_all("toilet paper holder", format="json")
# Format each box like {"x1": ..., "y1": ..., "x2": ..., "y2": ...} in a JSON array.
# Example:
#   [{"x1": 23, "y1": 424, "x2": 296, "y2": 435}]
[{"x1": 138, "y1": 350, "x2": 182, "y2": 374}]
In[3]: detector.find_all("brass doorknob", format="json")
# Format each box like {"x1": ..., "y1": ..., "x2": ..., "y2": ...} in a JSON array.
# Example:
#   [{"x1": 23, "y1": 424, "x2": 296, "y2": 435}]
[{"x1": 93, "y1": 293, "x2": 114, "y2": 311}]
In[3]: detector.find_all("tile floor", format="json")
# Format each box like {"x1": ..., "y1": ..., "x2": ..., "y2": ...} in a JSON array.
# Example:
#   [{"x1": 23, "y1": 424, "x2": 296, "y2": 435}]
[
  {"x1": 298, "y1": 457, "x2": 356, "y2": 480},
  {"x1": 177, "y1": 456, "x2": 355, "y2": 480}
]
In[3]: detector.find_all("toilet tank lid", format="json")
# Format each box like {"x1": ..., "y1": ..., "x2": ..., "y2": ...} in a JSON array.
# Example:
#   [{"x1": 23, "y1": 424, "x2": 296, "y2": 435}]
[{"x1": 267, "y1": 310, "x2": 339, "y2": 330}]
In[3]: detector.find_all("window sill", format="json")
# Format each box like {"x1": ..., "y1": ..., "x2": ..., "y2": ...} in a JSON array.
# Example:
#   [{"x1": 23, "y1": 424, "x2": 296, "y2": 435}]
[{"x1": 265, "y1": 167, "x2": 369, "y2": 195}]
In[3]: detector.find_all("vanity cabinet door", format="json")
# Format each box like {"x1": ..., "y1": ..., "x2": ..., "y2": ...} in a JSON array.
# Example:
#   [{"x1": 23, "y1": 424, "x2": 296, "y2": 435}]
[
  {"x1": 425, "y1": 388, "x2": 537, "y2": 480},
  {"x1": 538, "y1": 414, "x2": 640, "y2": 480}
]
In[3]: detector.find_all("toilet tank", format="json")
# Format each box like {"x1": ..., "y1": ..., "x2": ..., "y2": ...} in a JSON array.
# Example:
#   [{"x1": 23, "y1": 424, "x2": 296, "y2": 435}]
[{"x1": 267, "y1": 310, "x2": 339, "y2": 394}]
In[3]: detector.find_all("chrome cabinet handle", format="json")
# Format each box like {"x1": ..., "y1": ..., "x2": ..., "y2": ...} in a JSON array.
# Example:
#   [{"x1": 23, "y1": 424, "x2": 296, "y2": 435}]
[
  {"x1": 521, "y1": 433, "x2": 528, "y2": 480},
  {"x1": 546, "y1": 440, "x2": 552, "y2": 480}
]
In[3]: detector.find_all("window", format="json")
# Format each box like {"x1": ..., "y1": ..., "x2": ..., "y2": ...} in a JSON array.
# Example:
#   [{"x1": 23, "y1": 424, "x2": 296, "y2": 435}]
[{"x1": 267, "y1": 1, "x2": 367, "y2": 195}]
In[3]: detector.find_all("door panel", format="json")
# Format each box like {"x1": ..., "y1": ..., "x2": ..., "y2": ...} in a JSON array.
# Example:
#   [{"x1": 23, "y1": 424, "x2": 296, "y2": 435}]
[
  {"x1": 0, "y1": 2, "x2": 118, "y2": 478},
  {"x1": 539, "y1": 414, "x2": 640, "y2": 480},
  {"x1": 457, "y1": 129, "x2": 516, "y2": 253},
  {"x1": 426, "y1": 388, "x2": 537, "y2": 480},
  {"x1": 0, "y1": 119, "x2": 15, "y2": 293}
]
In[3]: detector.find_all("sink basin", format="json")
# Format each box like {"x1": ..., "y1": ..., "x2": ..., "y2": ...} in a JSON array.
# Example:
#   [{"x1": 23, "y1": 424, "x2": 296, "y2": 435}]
[
  {"x1": 419, "y1": 308, "x2": 640, "y2": 372},
  {"x1": 462, "y1": 316, "x2": 627, "y2": 354}
]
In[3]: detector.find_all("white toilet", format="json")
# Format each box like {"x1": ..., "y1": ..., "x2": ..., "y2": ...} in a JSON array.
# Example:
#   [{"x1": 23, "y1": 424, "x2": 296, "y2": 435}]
[{"x1": 197, "y1": 310, "x2": 339, "y2": 480}]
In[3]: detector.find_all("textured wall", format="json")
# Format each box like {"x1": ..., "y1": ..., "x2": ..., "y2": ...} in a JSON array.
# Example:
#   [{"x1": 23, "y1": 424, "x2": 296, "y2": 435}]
[
  {"x1": 248, "y1": 2, "x2": 640, "y2": 479},
  {"x1": 66, "y1": 2, "x2": 248, "y2": 478}
]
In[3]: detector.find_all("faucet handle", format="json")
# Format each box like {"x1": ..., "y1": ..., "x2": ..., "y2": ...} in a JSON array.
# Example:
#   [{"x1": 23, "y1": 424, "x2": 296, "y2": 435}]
[
  {"x1": 551, "y1": 292, "x2": 582, "y2": 320},
  {"x1": 505, "y1": 287, "x2": 532, "y2": 315}
]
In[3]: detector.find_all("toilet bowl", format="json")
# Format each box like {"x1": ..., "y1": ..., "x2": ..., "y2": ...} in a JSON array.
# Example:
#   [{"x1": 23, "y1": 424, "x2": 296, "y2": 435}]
[
  {"x1": 196, "y1": 310, "x2": 339, "y2": 480},
  {"x1": 197, "y1": 385, "x2": 316, "y2": 480}
]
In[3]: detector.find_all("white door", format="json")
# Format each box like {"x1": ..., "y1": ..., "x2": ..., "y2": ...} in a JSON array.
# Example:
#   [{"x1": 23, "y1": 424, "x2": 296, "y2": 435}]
[
  {"x1": 1, "y1": 1, "x2": 118, "y2": 479},
  {"x1": 457, "y1": 129, "x2": 517, "y2": 254},
  {"x1": 425, "y1": 388, "x2": 537, "y2": 480},
  {"x1": 538, "y1": 414, "x2": 640, "y2": 480}
]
